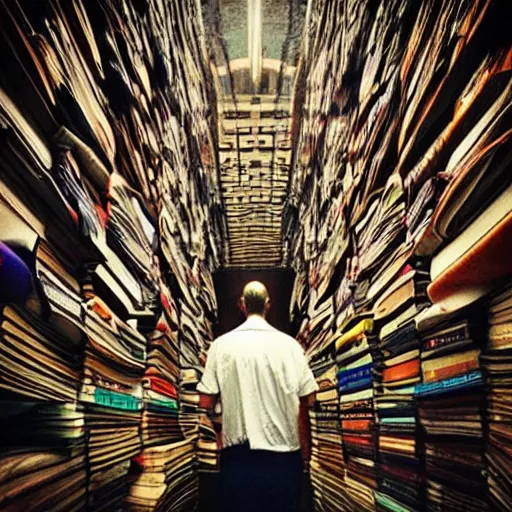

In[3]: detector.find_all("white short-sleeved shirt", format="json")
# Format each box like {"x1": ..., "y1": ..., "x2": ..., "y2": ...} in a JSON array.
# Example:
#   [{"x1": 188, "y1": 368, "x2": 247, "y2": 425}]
[{"x1": 197, "y1": 315, "x2": 319, "y2": 452}]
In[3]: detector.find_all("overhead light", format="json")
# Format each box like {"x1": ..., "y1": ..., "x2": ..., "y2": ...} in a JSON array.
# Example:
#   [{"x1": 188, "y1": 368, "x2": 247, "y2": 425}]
[{"x1": 247, "y1": 0, "x2": 262, "y2": 92}]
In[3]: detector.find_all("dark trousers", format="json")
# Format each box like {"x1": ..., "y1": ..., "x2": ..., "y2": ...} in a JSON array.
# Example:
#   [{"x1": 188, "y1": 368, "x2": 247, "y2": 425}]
[{"x1": 220, "y1": 444, "x2": 303, "y2": 512}]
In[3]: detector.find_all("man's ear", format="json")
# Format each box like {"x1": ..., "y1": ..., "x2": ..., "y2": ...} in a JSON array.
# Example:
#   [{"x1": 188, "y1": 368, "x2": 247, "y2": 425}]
[
  {"x1": 239, "y1": 297, "x2": 246, "y2": 315},
  {"x1": 265, "y1": 300, "x2": 271, "y2": 314}
]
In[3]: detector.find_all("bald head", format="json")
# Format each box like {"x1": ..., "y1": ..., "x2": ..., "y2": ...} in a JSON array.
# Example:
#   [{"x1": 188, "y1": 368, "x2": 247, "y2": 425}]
[{"x1": 241, "y1": 281, "x2": 270, "y2": 317}]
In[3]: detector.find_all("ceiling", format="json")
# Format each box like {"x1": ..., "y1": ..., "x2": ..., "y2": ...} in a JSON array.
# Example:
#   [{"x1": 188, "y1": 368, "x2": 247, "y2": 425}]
[{"x1": 202, "y1": 0, "x2": 307, "y2": 268}]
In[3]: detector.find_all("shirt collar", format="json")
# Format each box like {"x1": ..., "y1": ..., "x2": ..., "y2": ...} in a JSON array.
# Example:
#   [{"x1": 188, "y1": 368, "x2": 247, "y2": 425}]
[{"x1": 239, "y1": 315, "x2": 270, "y2": 330}]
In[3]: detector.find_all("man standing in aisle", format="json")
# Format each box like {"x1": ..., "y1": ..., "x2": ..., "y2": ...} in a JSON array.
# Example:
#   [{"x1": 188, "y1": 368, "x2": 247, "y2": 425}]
[{"x1": 197, "y1": 281, "x2": 318, "y2": 512}]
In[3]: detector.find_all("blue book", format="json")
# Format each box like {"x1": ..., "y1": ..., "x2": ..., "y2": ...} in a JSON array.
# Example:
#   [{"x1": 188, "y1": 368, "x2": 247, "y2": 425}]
[
  {"x1": 337, "y1": 363, "x2": 373, "y2": 386},
  {"x1": 339, "y1": 375, "x2": 373, "y2": 393},
  {"x1": 414, "y1": 371, "x2": 483, "y2": 397},
  {"x1": 94, "y1": 388, "x2": 142, "y2": 411}
]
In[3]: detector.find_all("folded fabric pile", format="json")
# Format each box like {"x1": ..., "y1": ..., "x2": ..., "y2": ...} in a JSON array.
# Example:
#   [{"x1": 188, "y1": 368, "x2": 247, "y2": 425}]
[{"x1": 483, "y1": 284, "x2": 512, "y2": 512}]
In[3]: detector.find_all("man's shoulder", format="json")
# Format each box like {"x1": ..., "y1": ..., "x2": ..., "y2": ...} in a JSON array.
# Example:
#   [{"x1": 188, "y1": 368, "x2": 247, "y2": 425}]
[
  {"x1": 210, "y1": 328, "x2": 244, "y2": 347},
  {"x1": 211, "y1": 324, "x2": 300, "y2": 346}
]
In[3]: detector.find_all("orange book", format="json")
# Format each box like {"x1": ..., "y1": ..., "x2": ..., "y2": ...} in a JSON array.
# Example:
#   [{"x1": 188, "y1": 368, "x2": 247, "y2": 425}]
[
  {"x1": 342, "y1": 419, "x2": 371, "y2": 431},
  {"x1": 422, "y1": 349, "x2": 480, "y2": 383},
  {"x1": 383, "y1": 359, "x2": 420, "y2": 383}
]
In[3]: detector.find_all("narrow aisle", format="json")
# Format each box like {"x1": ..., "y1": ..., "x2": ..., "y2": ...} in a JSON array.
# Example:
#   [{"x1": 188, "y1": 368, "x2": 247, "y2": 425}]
[{"x1": 0, "y1": 0, "x2": 510, "y2": 512}]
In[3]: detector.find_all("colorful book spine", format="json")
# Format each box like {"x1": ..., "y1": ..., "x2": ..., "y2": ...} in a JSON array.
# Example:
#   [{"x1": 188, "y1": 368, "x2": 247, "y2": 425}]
[
  {"x1": 414, "y1": 371, "x2": 483, "y2": 397},
  {"x1": 94, "y1": 388, "x2": 142, "y2": 411}
]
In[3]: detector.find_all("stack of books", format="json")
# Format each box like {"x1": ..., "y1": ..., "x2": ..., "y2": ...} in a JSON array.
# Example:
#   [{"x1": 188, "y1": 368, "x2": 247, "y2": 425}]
[
  {"x1": 141, "y1": 284, "x2": 182, "y2": 449},
  {"x1": 302, "y1": 293, "x2": 336, "y2": 355},
  {"x1": 286, "y1": 1, "x2": 511, "y2": 511},
  {"x1": 372, "y1": 262, "x2": 430, "y2": 511},
  {"x1": 335, "y1": 319, "x2": 377, "y2": 511},
  {"x1": 483, "y1": 284, "x2": 512, "y2": 512},
  {"x1": 106, "y1": 173, "x2": 159, "y2": 308},
  {"x1": 0, "y1": 308, "x2": 87, "y2": 511},
  {"x1": 415, "y1": 304, "x2": 487, "y2": 512},
  {"x1": 80, "y1": 297, "x2": 146, "y2": 511},
  {"x1": 309, "y1": 363, "x2": 350, "y2": 511},
  {"x1": 179, "y1": 368, "x2": 202, "y2": 418},
  {"x1": 0, "y1": 109, "x2": 89, "y2": 510},
  {"x1": 0, "y1": 1, "x2": 223, "y2": 511},
  {"x1": 197, "y1": 419, "x2": 220, "y2": 473},
  {"x1": 127, "y1": 437, "x2": 198, "y2": 512}
]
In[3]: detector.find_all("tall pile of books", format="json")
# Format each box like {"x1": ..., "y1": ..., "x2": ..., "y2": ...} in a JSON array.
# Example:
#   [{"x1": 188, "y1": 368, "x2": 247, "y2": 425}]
[
  {"x1": 309, "y1": 355, "x2": 350, "y2": 511},
  {"x1": 483, "y1": 284, "x2": 512, "y2": 512},
  {"x1": 336, "y1": 319, "x2": 377, "y2": 511},
  {"x1": 80, "y1": 296, "x2": 146, "y2": 511},
  {"x1": 0, "y1": 87, "x2": 90, "y2": 512},
  {"x1": 372, "y1": 261, "x2": 430, "y2": 511},
  {"x1": 0, "y1": 301, "x2": 87, "y2": 511},
  {"x1": 127, "y1": 437, "x2": 198, "y2": 512},
  {"x1": 415, "y1": 304, "x2": 487, "y2": 512},
  {"x1": 286, "y1": 0, "x2": 511, "y2": 511},
  {"x1": 141, "y1": 283, "x2": 182, "y2": 450},
  {"x1": 0, "y1": 0, "x2": 224, "y2": 510}
]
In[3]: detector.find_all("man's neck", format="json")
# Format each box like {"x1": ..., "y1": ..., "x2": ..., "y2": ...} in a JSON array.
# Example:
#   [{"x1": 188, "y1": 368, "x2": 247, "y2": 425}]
[{"x1": 246, "y1": 314, "x2": 266, "y2": 321}]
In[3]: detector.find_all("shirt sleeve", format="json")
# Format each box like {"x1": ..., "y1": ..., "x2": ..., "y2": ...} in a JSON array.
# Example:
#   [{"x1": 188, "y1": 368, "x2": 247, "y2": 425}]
[
  {"x1": 197, "y1": 342, "x2": 220, "y2": 395},
  {"x1": 296, "y1": 345, "x2": 319, "y2": 397}
]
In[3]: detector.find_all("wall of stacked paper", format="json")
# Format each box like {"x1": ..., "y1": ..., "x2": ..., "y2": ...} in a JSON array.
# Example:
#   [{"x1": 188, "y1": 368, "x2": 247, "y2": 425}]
[
  {"x1": 0, "y1": 0, "x2": 225, "y2": 510},
  {"x1": 285, "y1": 1, "x2": 511, "y2": 511}
]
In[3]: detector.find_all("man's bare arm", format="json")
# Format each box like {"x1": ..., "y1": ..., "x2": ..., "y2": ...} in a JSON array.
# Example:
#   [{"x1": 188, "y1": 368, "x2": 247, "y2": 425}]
[
  {"x1": 299, "y1": 392, "x2": 316, "y2": 469},
  {"x1": 199, "y1": 393, "x2": 219, "y2": 413},
  {"x1": 299, "y1": 392, "x2": 316, "y2": 409},
  {"x1": 199, "y1": 393, "x2": 222, "y2": 439}
]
